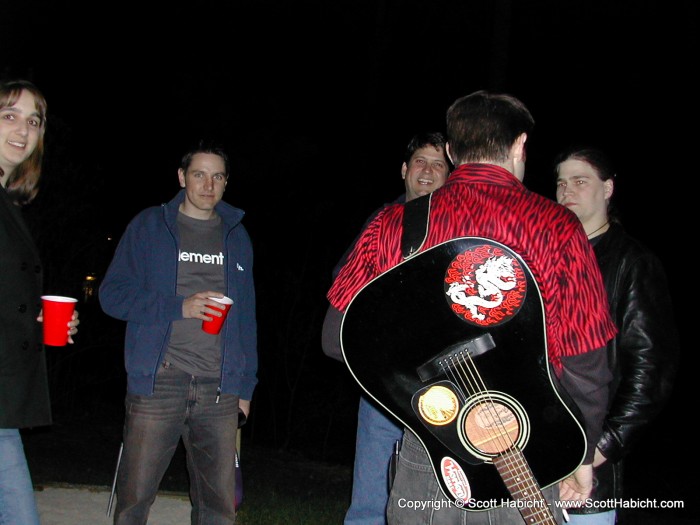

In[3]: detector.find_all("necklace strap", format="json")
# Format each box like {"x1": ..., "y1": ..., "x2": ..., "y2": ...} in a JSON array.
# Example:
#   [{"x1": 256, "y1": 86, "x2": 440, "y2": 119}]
[{"x1": 587, "y1": 221, "x2": 609, "y2": 239}]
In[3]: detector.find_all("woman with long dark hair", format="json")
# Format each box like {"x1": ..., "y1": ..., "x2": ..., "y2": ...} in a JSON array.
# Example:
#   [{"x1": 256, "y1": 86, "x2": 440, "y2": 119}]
[{"x1": 0, "y1": 78, "x2": 80, "y2": 524}]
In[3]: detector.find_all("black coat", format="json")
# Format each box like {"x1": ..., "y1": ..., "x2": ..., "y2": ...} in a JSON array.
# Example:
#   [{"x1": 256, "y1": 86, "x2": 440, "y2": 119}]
[
  {"x1": 573, "y1": 222, "x2": 679, "y2": 512},
  {"x1": 0, "y1": 186, "x2": 51, "y2": 429}
]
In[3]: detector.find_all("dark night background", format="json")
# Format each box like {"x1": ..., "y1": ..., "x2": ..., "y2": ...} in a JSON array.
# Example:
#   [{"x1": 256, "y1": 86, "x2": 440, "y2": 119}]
[{"x1": 2, "y1": 0, "x2": 697, "y2": 519}]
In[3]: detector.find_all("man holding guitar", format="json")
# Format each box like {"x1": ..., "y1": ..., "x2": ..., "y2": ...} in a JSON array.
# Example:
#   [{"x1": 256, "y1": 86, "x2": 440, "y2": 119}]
[{"x1": 323, "y1": 91, "x2": 617, "y2": 524}]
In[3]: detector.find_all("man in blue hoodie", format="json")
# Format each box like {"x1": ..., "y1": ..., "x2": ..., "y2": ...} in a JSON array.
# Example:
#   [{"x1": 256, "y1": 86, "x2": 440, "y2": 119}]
[{"x1": 100, "y1": 140, "x2": 257, "y2": 525}]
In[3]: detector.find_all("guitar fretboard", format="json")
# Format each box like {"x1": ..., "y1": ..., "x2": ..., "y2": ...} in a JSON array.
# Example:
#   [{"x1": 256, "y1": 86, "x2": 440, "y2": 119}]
[{"x1": 493, "y1": 448, "x2": 557, "y2": 525}]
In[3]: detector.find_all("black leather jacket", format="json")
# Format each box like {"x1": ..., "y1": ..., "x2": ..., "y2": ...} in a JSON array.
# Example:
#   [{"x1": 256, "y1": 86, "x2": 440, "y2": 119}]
[{"x1": 572, "y1": 222, "x2": 679, "y2": 513}]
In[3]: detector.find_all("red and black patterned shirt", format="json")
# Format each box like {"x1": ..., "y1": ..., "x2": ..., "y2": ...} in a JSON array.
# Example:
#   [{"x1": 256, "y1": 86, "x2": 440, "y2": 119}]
[{"x1": 328, "y1": 163, "x2": 617, "y2": 370}]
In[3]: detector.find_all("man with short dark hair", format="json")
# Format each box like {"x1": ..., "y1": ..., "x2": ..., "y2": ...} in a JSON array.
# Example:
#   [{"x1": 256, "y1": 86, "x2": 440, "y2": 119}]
[
  {"x1": 324, "y1": 132, "x2": 451, "y2": 524},
  {"x1": 100, "y1": 141, "x2": 257, "y2": 525}
]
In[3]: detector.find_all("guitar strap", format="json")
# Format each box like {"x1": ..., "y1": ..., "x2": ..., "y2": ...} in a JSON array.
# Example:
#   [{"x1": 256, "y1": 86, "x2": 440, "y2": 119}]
[
  {"x1": 401, "y1": 193, "x2": 432, "y2": 259},
  {"x1": 391, "y1": 192, "x2": 432, "y2": 480}
]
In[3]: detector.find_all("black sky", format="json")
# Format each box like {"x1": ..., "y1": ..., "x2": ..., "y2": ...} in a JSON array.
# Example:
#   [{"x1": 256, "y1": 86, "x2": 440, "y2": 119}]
[
  {"x1": 2, "y1": 0, "x2": 696, "y2": 362},
  {"x1": 3, "y1": 1, "x2": 696, "y2": 222},
  {"x1": 1, "y1": 1, "x2": 697, "y2": 473}
]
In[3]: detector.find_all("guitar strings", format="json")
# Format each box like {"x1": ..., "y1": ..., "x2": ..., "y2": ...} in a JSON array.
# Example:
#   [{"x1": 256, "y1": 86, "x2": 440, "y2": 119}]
[
  {"x1": 442, "y1": 356, "x2": 532, "y2": 510},
  {"x1": 444, "y1": 353, "x2": 547, "y2": 516},
  {"x1": 442, "y1": 354, "x2": 523, "y2": 495},
  {"x1": 444, "y1": 351, "x2": 516, "y2": 456},
  {"x1": 442, "y1": 350, "x2": 555, "y2": 523},
  {"x1": 455, "y1": 353, "x2": 541, "y2": 507}
]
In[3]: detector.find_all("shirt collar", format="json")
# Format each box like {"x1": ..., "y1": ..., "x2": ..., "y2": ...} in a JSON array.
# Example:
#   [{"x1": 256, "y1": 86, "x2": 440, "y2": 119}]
[{"x1": 447, "y1": 163, "x2": 523, "y2": 189}]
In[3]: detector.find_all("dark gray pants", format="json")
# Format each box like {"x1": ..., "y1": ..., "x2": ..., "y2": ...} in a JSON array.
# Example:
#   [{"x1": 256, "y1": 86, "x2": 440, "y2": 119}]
[
  {"x1": 387, "y1": 430, "x2": 564, "y2": 525},
  {"x1": 115, "y1": 362, "x2": 239, "y2": 525}
]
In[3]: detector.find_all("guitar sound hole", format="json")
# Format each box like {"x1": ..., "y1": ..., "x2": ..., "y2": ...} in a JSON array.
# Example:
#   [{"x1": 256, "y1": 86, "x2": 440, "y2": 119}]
[{"x1": 463, "y1": 401, "x2": 520, "y2": 454}]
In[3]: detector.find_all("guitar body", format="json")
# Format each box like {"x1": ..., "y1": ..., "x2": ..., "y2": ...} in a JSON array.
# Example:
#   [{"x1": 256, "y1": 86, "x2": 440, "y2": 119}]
[{"x1": 341, "y1": 237, "x2": 586, "y2": 510}]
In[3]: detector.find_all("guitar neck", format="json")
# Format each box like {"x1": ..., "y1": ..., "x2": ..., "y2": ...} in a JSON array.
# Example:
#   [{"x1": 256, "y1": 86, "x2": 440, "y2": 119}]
[{"x1": 493, "y1": 449, "x2": 558, "y2": 525}]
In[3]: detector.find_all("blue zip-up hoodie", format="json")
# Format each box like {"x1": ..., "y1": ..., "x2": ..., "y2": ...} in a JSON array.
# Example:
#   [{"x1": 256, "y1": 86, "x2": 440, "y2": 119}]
[{"x1": 99, "y1": 190, "x2": 258, "y2": 400}]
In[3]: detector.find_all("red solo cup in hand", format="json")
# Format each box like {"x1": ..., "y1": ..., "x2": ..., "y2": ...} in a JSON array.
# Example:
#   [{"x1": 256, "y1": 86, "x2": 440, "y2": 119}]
[
  {"x1": 41, "y1": 295, "x2": 78, "y2": 346},
  {"x1": 202, "y1": 296, "x2": 233, "y2": 335}
]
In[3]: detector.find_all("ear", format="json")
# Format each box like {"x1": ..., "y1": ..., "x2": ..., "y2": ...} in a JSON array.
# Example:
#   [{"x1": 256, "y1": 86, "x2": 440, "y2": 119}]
[
  {"x1": 604, "y1": 178, "x2": 614, "y2": 200},
  {"x1": 510, "y1": 133, "x2": 528, "y2": 163},
  {"x1": 178, "y1": 168, "x2": 186, "y2": 188},
  {"x1": 446, "y1": 142, "x2": 454, "y2": 165},
  {"x1": 401, "y1": 162, "x2": 408, "y2": 179}
]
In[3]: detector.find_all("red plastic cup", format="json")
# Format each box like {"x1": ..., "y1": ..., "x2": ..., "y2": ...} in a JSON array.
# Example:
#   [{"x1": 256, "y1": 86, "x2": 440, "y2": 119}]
[
  {"x1": 201, "y1": 296, "x2": 233, "y2": 335},
  {"x1": 41, "y1": 295, "x2": 78, "y2": 346}
]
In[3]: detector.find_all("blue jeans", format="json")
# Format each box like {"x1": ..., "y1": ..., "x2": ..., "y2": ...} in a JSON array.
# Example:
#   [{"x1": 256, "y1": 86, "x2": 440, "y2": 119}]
[
  {"x1": 345, "y1": 396, "x2": 403, "y2": 525},
  {"x1": 387, "y1": 430, "x2": 564, "y2": 525},
  {"x1": 565, "y1": 511, "x2": 616, "y2": 525},
  {"x1": 114, "y1": 361, "x2": 239, "y2": 525},
  {"x1": 0, "y1": 429, "x2": 40, "y2": 525}
]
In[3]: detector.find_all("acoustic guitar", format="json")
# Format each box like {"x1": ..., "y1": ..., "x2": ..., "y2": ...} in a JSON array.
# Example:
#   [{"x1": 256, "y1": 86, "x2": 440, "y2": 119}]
[{"x1": 341, "y1": 237, "x2": 586, "y2": 523}]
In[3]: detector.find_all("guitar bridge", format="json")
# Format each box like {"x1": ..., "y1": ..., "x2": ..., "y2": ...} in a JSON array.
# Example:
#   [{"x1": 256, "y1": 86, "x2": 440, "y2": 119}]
[{"x1": 416, "y1": 333, "x2": 495, "y2": 382}]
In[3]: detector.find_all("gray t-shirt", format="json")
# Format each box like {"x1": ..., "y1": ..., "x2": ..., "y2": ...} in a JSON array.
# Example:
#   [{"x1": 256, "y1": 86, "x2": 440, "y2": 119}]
[{"x1": 165, "y1": 211, "x2": 225, "y2": 377}]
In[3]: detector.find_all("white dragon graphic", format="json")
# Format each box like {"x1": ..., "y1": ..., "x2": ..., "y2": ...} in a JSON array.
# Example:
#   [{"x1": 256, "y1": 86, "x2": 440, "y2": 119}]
[{"x1": 445, "y1": 255, "x2": 516, "y2": 320}]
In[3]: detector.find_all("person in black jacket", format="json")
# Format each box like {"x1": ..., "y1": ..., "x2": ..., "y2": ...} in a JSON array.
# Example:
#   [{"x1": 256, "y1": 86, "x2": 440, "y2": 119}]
[
  {"x1": 0, "y1": 79, "x2": 79, "y2": 524},
  {"x1": 555, "y1": 147, "x2": 679, "y2": 525}
]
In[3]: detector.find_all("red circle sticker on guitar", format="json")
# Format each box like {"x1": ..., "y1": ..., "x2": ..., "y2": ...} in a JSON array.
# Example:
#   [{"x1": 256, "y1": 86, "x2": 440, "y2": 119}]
[{"x1": 444, "y1": 243, "x2": 527, "y2": 327}]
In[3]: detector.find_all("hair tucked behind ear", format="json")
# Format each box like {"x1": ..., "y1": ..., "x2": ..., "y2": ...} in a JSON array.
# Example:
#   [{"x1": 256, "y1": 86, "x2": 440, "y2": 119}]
[
  {"x1": 0, "y1": 79, "x2": 48, "y2": 206},
  {"x1": 554, "y1": 146, "x2": 620, "y2": 223}
]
